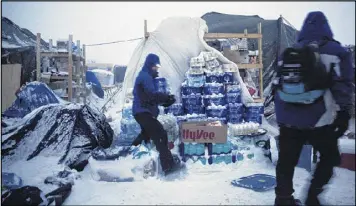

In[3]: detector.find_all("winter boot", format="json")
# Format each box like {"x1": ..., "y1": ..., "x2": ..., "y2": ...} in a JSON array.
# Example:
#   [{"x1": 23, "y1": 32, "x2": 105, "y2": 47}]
[
  {"x1": 164, "y1": 154, "x2": 186, "y2": 176},
  {"x1": 275, "y1": 196, "x2": 303, "y2": 206},
  {"x1": 305, "y1": 188, "x2": 323, "y2": 206}
]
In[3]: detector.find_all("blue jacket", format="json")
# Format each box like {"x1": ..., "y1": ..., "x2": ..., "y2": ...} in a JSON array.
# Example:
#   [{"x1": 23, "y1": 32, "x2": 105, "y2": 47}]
[
  {"x1": 132, "y1": 54, "x2": 170, "y2": 117},
  {"x1": 274, "y1": 11, "x2": 354, "y2": 129}
]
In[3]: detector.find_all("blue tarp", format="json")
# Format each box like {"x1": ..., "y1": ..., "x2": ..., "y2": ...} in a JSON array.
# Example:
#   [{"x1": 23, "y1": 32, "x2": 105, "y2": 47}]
[
  {"x1": 86, "y1": 70, "x2": 104, "y2": 98},
  {"x1": 231, "y1": 174, "x2": 276, "y2": 192},
  {"x1": 3, "y1": 82, "x2": 61, "y2": 118}
]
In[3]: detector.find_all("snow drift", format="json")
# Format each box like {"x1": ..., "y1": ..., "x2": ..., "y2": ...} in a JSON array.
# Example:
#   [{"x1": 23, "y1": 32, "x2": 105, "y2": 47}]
[
  {"x1": 121, "y1": 17, "x2": 254, "y2": 108},
  {"x1": 2, "y1": 103, "x2": 114, "y2": 171}
]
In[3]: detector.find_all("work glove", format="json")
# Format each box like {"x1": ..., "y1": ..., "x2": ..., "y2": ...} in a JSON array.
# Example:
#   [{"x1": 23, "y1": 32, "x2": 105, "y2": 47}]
[
  {"x1": 330, "y1": 110, "x2": 350, "y2": 138},
  {"x1": 162, "y1": 95, "x2": 176, "y2": 107}
]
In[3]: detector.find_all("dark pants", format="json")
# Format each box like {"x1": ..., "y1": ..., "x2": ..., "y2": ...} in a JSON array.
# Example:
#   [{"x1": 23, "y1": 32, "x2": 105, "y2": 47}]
[
  {"x1": 134, "y1": 112, "x2": 174, "y2": 172},
  {"x1": 275, "y1": 125, "x2": 341, "y2": 197}
]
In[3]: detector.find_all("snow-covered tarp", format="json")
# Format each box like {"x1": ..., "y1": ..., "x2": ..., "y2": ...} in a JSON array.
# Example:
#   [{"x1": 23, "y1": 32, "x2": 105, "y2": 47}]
[
  {"x1": 121, "y1": 17, "x2": 254, "y2": 108},
  {"x1": 2, "y1": 81, "x2": 65, "y2": 118},
  {"x1": 2, "y1": 103, "x2": 114, "y2": 171}
]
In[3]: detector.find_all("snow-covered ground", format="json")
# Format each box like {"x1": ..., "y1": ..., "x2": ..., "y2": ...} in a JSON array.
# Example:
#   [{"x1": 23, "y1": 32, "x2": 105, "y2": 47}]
[
  {"x1": 3, "y1": 146, "x2": 355, "y2": 205},
  {"x1": 2, "y1": 87, "x2": 355, "y2": 205}
]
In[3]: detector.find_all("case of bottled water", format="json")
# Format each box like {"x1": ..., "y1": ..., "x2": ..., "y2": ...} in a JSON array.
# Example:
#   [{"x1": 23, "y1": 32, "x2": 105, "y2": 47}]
[
  {"x1": 226, "y1": 92, "x2": 242, "y2": 104},
  {"x1": 181, "y1": 82, "x2": 203, "y2": 95},
  {"x1": 244, "y1": 103, "x2": 264, "y2": 124},
  {"x1": 222, "y1": 72, "x2": 235, "y2": 84},
  {"x1": 184, "y1": 104, "x2": 205, "y2": 115},
  {"x1": 225, "y1": 84, "x2": 241, "y2": 93},
  {"x1": 186, "y1": 72, "x2": 206, "y2": 87},
  {"x1": 205, "y1": 60, "x2": 221, "y2": 72},
  {"x1": 203, "y1": 93, "x2": 226, "y2": 106},
  {"x1": 207, "y1": 141, "x2": 232, "y2": 155},
  {"x1": 154, "y1": 77, "x2": 169, "y2": 94},
  {"x1": 208, "y1": 154, "x2": 234, "y2": 165},
  {"x1": 203, "y1": 83, "x2": 225, "y2": 95},
  {"x1": 190, "y1": 56, "x2": 205, "y2": 67},
  {"x1": 206, "y1": 71, "x2": 224, "y2": 83},
  {"x1": 164, "y1": 103, "x2": 184, "y2": 116},
  {"x1": 206, "y1": 105, "x2": 228, "y2": 118},
  {"x1": 182, "y1": 93, "x2": 203, "y2": 106}
]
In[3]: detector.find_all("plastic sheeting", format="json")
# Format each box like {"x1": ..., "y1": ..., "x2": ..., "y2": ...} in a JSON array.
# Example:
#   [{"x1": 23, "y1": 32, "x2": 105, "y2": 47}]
[
  {"x1": 2, "y1": 82, "x2": 62, "y2": 118},
  {"x1": 86, "y1": 71, "x2": 105, "y2": 98},
  {"x1": 121, "y1": 17, "x2": 254, "y2": 108}
]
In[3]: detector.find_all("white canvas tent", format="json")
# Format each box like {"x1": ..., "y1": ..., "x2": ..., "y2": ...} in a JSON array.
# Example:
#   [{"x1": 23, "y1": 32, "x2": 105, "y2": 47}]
[{"x1": 121, "y1": 17, "x2": 254, "y2": 108}]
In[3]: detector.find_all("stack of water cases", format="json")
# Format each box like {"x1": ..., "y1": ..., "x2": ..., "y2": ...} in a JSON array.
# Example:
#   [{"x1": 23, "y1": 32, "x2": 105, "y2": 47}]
[
  {"x1": 182, "y1": 55, "x2": 206, "y2": 117},
  {"x1": 117, "y1": 104, "x2": 142, "y2": 146},
  {"x1": 226, "y1": 84, "x2": 243, "y2": 124}
]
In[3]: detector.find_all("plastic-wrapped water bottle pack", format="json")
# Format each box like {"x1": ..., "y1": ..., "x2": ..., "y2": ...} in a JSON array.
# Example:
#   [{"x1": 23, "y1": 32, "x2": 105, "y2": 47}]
[
  {"x1": 203, "y1": 93, "x2": 226, "y2": 106},
  {"x1": 226, "y1": 92, "x2": 242, "y2": 104},
  {"x1": 164, "y1": 103, "x2": 184, "y2": 116},
  {"x1": 205, "y1": 60, "x2": 221, "y2": 72},
  {"x1": 225, "y1": 84, "x2": 241, "y2": 93},
  {"x1": 243, "y1": 102, "x2": 264, "y2": 124},
  {"x1": 186, "y1": 72, "x2": 206, "y2": 87},
  {"x1": 182, "y1": 93, "x2": 203, "y2": 106},
  {"x1": 221, "y1": 71, "x2": 235, "y2": 84},
  {"x1": 154, "y1": 77, "x2": 170, "y2": 94},
  {"x1": 122, "y1": 107, "x2": 133, "y2": 120},
  {"x1": 181, "y1": 143, "x2": 206, "y2": 156},
  {"x1": 203, "y1": 83, "x2": 225, "y2": 95},
  {"x1": 157, "y1": 114, "x2": 179, "y2": 141},
  {"x1": 208, "y1": 154, "x2": 235, "y2": 165},
  {"x1": 190, "y1": 56, "x2": 205, "y2": 67},
  {"x1": 228, "y1": 122, "x2": 260, "y2": 136},
  {"x1": 207, "y1": 141, "x2": 232, "y2": 155},
  {"x1": 205, "y1": 71, "x2": 224, "y2": 83},
  {"x1": 184, "y1": 104, "x2": 205, "y2": 115},
  {"x1": 200, "y1": 51, "x2": 218, "y2": 62},
  {"x1": 206, "y1": 105, "x2": 228, "y2": 118},
  {"x1": 181, "y1": 82, "x2": 203, "y2": 95}
]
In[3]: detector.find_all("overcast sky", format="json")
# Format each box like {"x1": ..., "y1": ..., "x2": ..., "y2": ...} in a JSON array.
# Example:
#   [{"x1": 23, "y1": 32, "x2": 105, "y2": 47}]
[{"x1": 2, "y1": 1, "x2": 355, "y2": 65}]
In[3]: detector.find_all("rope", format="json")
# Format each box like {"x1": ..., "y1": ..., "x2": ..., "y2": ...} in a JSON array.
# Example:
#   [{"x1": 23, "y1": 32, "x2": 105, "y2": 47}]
[{"x1": 86, "y1": 37, "x2": 143, "y2": 47}]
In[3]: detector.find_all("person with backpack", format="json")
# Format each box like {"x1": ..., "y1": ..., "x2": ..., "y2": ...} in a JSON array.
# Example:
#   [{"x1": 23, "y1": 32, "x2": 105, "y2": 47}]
[
  {"x1": 272, "y1": 11, "x2": 354, "y2": 205},
  {"x1": 131, "y1": 53, "x2": 185, "y2": 176}
]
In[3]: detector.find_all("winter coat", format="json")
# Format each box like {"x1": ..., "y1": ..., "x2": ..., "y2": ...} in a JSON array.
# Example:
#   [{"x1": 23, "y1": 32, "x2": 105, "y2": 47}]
[
  {"x1": 132, "y1": 53, "x2": 170, "y2": 117},
  {"x1": 274, "y1": 11, "x2": 354, "y2": 129}
]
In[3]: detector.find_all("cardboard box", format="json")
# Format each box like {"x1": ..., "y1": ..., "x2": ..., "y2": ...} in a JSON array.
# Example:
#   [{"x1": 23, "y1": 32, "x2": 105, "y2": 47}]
[{"x1": 180, "y1": 121, "x2": 228, "y2": 143}]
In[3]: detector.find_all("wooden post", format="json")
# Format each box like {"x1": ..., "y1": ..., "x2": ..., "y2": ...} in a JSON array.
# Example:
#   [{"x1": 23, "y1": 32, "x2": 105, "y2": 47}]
[
  {"x1": 76, "y1": 40, "x2": 81, "y2": 103},
  {"x1": 36, "y1": 33, "x2": 41, "y2": 81},
  {"x1": 258, "y1": 22, "x2": 263, "y2": 99},
  {"x1": 49, "y1": 39, "x2": 53, "y2": 51},
  {"x1": 68, "y1": 35, "x2": 73, "y2": 102},
  {"x1": 144, "y1": 19, "x2": 148, "y2": 39},
  {"x1": 83, "y1": 44, "x2": 87, "y2": 104}
]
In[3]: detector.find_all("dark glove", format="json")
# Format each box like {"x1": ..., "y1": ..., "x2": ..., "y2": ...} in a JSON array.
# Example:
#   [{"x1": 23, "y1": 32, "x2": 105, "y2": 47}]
[
  {"x1": 330, "y1": 111, "x2": 350, "y2": 138},
  {"x1": 162, "y1": 95, "x2": 176, "y2": 107}
]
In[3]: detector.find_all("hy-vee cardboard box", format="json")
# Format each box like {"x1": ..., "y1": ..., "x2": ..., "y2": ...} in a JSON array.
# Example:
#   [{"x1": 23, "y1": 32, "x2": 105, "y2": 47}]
[{"x1": 180, "y1": 121, "x2": 228, "y2": 143}]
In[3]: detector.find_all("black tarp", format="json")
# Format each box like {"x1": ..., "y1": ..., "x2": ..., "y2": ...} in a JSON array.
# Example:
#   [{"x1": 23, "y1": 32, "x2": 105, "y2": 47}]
[{"x1": 2, "y1": 103, "x2": 114, "y2": 171}]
